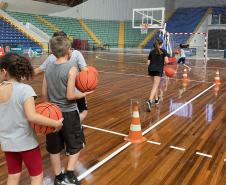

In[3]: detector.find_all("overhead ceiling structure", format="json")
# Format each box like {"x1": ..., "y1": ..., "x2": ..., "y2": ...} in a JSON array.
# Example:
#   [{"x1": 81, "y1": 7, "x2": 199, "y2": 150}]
[{"x1": 33, "y1": 0, "x2": 87, "y2": 7}]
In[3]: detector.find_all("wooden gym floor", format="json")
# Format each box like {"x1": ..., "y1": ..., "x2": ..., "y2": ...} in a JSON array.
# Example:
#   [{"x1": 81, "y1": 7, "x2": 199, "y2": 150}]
[{"x1": 0, "y1": 51, "x2": 225, "y2": 185}]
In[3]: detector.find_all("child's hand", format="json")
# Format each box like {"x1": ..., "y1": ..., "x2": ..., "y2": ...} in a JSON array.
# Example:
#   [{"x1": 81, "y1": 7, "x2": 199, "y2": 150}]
[
  {"x1": 84, "y1": 91, "x2": 94, "y2": 96},
  {"x1": 54, "y1": 118, "x2": 63, "y2": 132}
]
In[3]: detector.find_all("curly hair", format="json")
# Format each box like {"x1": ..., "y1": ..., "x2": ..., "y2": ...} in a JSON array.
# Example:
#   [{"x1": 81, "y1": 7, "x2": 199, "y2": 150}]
[{"x1": 0, "y1": 53, "x2": 34, "y2": 81}]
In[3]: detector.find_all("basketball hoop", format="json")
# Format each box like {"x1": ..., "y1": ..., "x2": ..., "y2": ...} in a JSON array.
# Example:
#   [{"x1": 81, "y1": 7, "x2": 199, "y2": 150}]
[{"x1": 140, "y1": 24, "x2": 148, "y2": 34}]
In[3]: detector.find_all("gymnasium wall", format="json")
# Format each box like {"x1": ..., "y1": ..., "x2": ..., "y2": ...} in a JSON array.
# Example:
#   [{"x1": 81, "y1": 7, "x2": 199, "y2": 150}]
[
  {"x1": 1, "y1": 0, "x2": 68, "y2": 14},
  {"x1": 50, "y1": 0, "x2": 165, "y2": 20},
  {"x1": 174, "y1": 0, "x2": 226, "y2": 8}
]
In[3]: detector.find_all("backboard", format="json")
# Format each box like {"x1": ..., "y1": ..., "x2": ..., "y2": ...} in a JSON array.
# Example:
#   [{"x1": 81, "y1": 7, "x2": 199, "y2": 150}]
[{"x1": 132, "y1": 7, "x2": 165, "y2": 29}]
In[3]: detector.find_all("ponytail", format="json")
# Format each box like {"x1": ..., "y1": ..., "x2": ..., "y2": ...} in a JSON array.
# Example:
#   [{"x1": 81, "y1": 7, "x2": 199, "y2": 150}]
[{"x1": 153, "y1": 38, "x2": 163, "y2": 55}]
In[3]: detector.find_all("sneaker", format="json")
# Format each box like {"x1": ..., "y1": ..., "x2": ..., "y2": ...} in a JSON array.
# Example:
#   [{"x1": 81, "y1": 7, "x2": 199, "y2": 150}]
[
  {"x1": 146, "y1": 100, "x2": 153, "y2": 112},
  {"x1": 61, "y1": 175, "x2": 81, "y2": 185},
  {"x1": 54, "y1": 178, "x2": 63, "y2": 185},
  {"x1": 155, "y1": 97, "x2": 160, "y2": 105}
]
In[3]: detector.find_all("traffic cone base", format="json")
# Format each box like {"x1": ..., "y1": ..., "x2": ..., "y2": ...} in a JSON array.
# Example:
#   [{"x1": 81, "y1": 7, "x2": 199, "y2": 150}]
[{"x1": 125, "y1": 135, "x2": 146, "y2": 144}]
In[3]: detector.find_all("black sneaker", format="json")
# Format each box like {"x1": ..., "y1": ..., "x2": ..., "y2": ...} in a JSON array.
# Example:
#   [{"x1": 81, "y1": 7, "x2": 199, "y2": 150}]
[
  {"x1": 155, "y1": 97, "x2": 160, "y2": 105},
  {"x1": 146, "y1": 100, "x2": 153, "y2": 112},
  {"x1": 54, "y1": 178, "x2": 63, "y2": 185},
  {"x1": 61, "y1": 175, "x2": 81, "y2": 185}
]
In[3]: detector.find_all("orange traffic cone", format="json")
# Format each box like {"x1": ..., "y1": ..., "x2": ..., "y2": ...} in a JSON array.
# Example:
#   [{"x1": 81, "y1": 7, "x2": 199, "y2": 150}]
[
  {"x1": 182, "y1": 68, "x2": 188, "y2": 80},
  {"x1": 125, "y1": 105, "x2": 146, "y2": 143},
  {"x1": 214, "y1": 70, "x2": 221, "y2": 85},
  {"x1": 214, "y1": 84, "x2": 220, "y2": 96}
]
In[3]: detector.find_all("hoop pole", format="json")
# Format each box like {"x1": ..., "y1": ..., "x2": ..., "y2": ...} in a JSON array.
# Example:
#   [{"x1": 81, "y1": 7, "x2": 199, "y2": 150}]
[{"x1": 204, "y1": 32, "x2": 208, "y2": 63}]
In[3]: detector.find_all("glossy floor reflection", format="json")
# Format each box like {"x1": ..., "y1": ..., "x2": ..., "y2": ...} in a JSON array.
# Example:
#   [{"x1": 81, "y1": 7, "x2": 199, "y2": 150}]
[{"x1": 0, "y1": 52, "x2": 225, "y2": 185}]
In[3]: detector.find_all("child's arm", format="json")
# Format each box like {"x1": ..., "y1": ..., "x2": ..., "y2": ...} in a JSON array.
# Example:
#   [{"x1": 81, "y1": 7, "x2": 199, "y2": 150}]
[
  {"x1": 42, "y1": 75, "x2": 49, "y2": 101},
  {"x1": 34, "y1": 67, "x2": 43, "y2": 75},
  {"x1": 24, "y1": 97, "x2": 63, "y2": 128},
  {"x1": 164, "y1": 56, "x2": 169, "y2": 64},
  {"x1": 66, "y1": 67, "x2": 92, "y2": 100},
  {"x1": 147, "y1": 60, "x2": 151, "y2": 66}
]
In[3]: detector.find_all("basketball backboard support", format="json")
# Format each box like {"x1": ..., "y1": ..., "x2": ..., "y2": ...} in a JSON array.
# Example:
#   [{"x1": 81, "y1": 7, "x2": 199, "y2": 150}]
[{"x1": 132, "y1": 7, "x2": 165, "y2": 29}]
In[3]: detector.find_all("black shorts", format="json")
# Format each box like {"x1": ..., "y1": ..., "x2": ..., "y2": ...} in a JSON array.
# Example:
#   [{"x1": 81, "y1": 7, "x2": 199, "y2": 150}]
[
  {"x1": 148, "y1": 70, "x2": 163, "y2": 77},
  {"x1": 77, "y1": 97, "x2": 88, "y2": 113},
  {"x1": 178, "y1": 57, "x2": 186, "y2": 64},
  {"x1": 46, "y1": 111, "x2": 85, "y2": 155}
]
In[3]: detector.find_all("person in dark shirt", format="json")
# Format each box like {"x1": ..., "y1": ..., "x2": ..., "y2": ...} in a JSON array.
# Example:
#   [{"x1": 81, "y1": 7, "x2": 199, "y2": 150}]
[{"x1": 146, "y1": 38, "x2": 169, "y2": 111}]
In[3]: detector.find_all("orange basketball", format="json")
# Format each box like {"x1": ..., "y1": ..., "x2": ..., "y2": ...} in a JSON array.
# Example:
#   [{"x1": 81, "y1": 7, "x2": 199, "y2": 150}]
[
  {"x1": 87, "y1": 66, "x2": 99, "y2": 76},
  {"x1": 174, "y1": 49, "x2": 180, "y2": 54},
  {"x1": 164, "y1": 66, "x2": 176, "y2": 77},
  {"x1": 31, "y1": 102, "x2": 62, "y2": 135},
  {"x1": 75, "y1": 68, "x2": 98, "y2": 92}
]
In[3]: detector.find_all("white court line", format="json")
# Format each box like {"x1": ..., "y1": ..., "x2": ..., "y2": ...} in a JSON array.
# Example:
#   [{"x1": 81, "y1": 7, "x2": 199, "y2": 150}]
[
  {"x1": 95, "y1": 55, "x2": 226, "y2": 70},
  {"x1": 196, "y1": 152, "x2": 212, "y2": 158},
  {"x1": 83, "y1": 124, "x2": 127, "y2": 137},
  {"x1": 147, "y1": 140, "x2": 161, "y2": 145},
  {"x1": 83, "y1": 50, "x2": 148, "y2": 56},
  {"x1": 142, "y1": 84, "x2": 215, "y2": 135},
  {"x1": 77, "y1": 142, "x2": 131, "y2": 181},
  {"x1": 77, "y1": 83, "x2": 215, "y2": 181},
  {"x1": 83, "y1": 124, "x2": 162, "y2": 146},
  {"x1": 99, "y1": 71, "x2": 213, "y2": 84},
  {"x1": 96, "y1": 56, "x2": 145, "y2": 65},
  {"x1": 170, "y1": 146, "x2": 186, "y2": 151},
  {"x1": 224, "y1": 159, "x2": 226, "y2": 162}
]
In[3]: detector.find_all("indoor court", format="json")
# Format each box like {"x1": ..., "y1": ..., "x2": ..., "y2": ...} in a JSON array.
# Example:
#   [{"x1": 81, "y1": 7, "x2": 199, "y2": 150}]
[{"x1": 0, "y1": 0, "x2": 226, "y2": 185}]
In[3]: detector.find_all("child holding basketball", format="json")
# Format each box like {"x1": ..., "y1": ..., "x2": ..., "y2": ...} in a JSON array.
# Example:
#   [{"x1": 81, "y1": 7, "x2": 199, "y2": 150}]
[
  {"x1": 43, "y1": 36, "x2": 92, "y2": 185},
  {"x1": 35, "y1": 31, "x2": 88, "y2": 122},
  {"x1": 146, "y1": 38, "x2": 169, "y2": 111},
  {"x1": 0, "y1": 53, "x2": 63, "y2": 185},
  {"x1": 177, "y1": 44, "x2": 186, "y2": 64}
]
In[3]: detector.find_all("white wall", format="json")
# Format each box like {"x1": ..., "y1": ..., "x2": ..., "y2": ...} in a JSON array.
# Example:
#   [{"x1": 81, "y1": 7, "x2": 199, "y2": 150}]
[
  {"x1": 1, "y1": 0, "x2": 69, "y2": 14},
  {"x1": 50, "y1": 0, "x2": 165, "y2": 20},
  {"x1": 175, "y1": 0, "x2": 226, "y2": 8}
]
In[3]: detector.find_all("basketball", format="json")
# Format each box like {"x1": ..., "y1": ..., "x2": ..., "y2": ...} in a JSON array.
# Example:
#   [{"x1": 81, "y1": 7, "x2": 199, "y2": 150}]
[
  {"x1": 174, "y1": 49, "x2": 180, "y2": 54},
  {"x1": 30, "y1": 102, "x2": 63, "y2": 135},
  {"x1": 87, "y1": 66, "x2": 99, "y2": 76},
  {"x1": 75, "y1": 68, "x2": 98, "y2": 92},
  {"x1": 168, "y1": 57, "x2": 177, "y2": 64},
  {"x1": 164, "y1": 66, "x2": 176, "y2": 77}
]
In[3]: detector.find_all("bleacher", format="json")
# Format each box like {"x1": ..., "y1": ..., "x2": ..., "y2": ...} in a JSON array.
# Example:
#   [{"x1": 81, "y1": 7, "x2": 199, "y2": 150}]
[
  {"x1": 3, "y1": 8, "x2": 213, "y2": 50},
  {"x1": 145, "y1": 7, "x2": 208, "y2": 49},
  {"x1": 41, "y1": 15, "x2": 91, "y2": 42},
  {"x1": 6, "y1": 11, "x2": 54, "y2": 36},
  {"x1": 0, "y1": 18, "x2": 41, "y2": 51},
  {"x1": 83, "y1": 19, "x2": 119, "y2": 48}
]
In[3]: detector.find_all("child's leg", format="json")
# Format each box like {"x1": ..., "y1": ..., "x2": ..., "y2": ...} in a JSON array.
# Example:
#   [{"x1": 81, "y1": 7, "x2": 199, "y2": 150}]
[
  {"x1": 30, "y1": 173, "x2": 43, "y2": 185},
  {"x1": 7, "y1": 173, "x2": 21, "y2": 185},
  {"x1": 67, "y1": 152, "x2": 80, "y2": 171},
  {"x1": 5, "y1": 152, "x2": 23, "y2": 185},
  {"x1": 149, "y1": 76, "x2": 161, "y2": 101},
  {"x1": 50, "y1": 153, "x2": 62, "y2": 175},
  {"x1": 46, "y1": 131, "x2": 64, "y2": 178},
  {"x1": 80, "y1": 110, "x2": 88, "y2": 122},
  {"x1": 22, "y1": 147, "x2": 43, "y2": 185}
]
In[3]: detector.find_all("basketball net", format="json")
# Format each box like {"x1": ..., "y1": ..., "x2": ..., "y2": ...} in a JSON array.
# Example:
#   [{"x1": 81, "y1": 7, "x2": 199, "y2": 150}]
[{"x1": 140, "y1": 24, "x2": 148, "y2": 34}]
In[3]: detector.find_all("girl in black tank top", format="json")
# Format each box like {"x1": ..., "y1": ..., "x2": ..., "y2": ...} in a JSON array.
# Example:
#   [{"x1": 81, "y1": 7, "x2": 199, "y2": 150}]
[{"x1": 146, "y1": 38, "x2": 169, "y2": 112}]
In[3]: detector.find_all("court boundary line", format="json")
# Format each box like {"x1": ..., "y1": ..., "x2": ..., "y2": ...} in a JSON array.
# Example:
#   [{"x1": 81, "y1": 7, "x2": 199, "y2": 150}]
[
  {"x1": 95, "y1": 55, "x2": 226, "y2": 70},
  {"x1": 99, "y1": 71, "x2": 214, "y2": 84},
  {"x1": 196, "y1": 152, "x2": 212, "y2": 158},
  {"x1": 77, "y1": 84, "x2": 215, "y2": 181}
]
